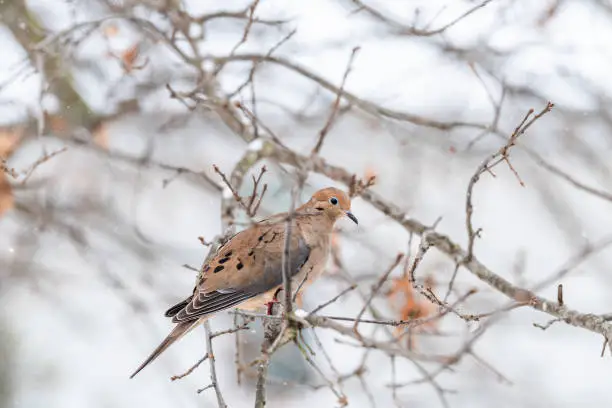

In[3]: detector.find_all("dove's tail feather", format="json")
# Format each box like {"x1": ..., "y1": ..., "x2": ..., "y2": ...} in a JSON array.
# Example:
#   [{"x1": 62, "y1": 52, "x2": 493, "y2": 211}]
[{"x1": 130, "y1": 318, "x2": 204, "y2": 378}]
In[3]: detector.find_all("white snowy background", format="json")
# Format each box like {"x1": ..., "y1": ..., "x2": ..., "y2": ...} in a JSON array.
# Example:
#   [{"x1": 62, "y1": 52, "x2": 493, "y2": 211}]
[{"x1": 1, "y1": 0, "x2": 612, "y2": 407}]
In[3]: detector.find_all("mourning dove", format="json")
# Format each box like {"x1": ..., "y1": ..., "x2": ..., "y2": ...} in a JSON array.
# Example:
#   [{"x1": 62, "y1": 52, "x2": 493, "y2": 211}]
[{"x1": 130, "y1": 187, "x2": 357, "y2": 378}]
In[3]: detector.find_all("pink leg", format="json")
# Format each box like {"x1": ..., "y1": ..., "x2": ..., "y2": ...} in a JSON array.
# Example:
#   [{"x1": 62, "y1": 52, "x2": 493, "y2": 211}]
[{"x1": 265, "y1": 288, "x2": 282, "y2": 315}]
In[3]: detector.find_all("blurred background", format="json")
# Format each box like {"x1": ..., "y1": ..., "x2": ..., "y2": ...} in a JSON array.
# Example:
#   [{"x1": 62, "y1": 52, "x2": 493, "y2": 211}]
[{"x1": 1, "y1": 0, "x2": 612, "y2": 407}]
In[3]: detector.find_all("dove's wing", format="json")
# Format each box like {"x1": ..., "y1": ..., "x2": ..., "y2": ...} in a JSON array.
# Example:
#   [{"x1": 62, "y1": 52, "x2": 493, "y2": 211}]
[{"x1": 172, "y1": 219, "x2": 310, "y2": 323}]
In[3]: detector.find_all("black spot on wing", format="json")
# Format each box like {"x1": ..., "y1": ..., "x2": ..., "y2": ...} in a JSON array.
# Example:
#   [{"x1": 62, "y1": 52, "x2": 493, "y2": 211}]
[
  {"x1": 263, "y1": 232, "x2": 278, "y2": 244},
  {"x1": 214, "y1": 265, "x2": 224, "y2": 273},
  {"x1": 219, "y1": 257, "x2": 230, "y2": 264},
  {"x1": 237, "y1": 262, "x2": 244, "y2": 270},
  {"x1": 244, "y1": 238, "x2": 311, "y2": 294}
]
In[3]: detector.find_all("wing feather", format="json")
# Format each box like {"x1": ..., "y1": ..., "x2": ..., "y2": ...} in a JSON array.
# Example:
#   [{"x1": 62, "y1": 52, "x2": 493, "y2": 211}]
[
  {"x1": 172, "y1": 290, "x2": 254, "y2": 323},
  {"x1": 172, "y1": 223, "x2": 311, "y2": 323}
]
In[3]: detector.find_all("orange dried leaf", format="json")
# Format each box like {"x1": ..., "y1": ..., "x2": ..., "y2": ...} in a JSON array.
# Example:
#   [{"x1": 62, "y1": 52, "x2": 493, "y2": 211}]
[
  {"x1": 0, "y1": 127, "x2": 22, "y2": 216},
  {"x1": 387, "y1": 274, "x2": 437, "y2": 349},
  {"x1": 0, "y1": 173, "x2": 14, "y2": 217},
  {"x1": 0, "y1": 128, "x2": 23, "y2": 157},
  {"x1": 46, "y1": 114, "x2": 68, "y2": 133},
  {"x1": 93, "y1": 123, "x2": 109, "y2": 150},
  {"x1": 103, "y1": 23, "x2": 119, "y2": 37},
  {"x1": 121, "y1": 44, "x2": 140, "y2": 72},
  {"x1": 364, "y1": 165, "x2": 376, "y2": 181}
]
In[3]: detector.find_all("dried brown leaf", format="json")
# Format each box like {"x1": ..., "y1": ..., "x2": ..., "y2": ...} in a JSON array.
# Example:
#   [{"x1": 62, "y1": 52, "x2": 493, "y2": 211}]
[
  {"x1": 387, "y1": 274, "x2": 437, "y2": 348},
  {"x1": 46, "y1": 113, "x2": 68, "y2": 133},
  {"x1": 121, "y1": 44, "x2": 140, "y2": 72},
  {"x1": 0, "y1": 128, "x2": 23, "y2": 157},
  {"x1": 364, "y1": 165, "x2": 376, "y2": 181},
  {"x1": 93, "y1": 123, "x2": 109, "y2": 150},
  {"x1": 0, "y1": 173, "x2": 14, "y2": 217},
  {"x1": 103, "y1": 23, "x2": 119, "y2": 37}
]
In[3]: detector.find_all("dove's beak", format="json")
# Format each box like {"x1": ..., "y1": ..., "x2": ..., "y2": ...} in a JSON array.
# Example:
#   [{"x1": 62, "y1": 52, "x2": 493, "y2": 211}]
[{"x1": 345, "y1": 211, "x2": 358, "y2": 225}]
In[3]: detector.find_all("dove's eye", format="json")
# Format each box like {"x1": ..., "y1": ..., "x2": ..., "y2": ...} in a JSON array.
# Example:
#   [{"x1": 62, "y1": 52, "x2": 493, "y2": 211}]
[{"x1": 329, "y1": 197, "x2": 338, "y2": 205}]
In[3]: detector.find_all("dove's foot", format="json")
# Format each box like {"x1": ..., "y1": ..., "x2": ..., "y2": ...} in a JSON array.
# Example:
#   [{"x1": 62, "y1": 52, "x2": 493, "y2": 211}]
[
  {"x1": 266, "y1": 299, "x2": 279, "y2": 315},
  {"x1": 266, "y1": 287, "x2": 284, "y2": 315}
]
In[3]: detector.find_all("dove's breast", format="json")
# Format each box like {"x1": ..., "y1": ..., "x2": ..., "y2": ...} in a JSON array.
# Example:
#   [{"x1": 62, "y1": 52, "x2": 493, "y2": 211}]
[
  {"x1": 293, "y1": 217, "x2": 333, "y2": 289},
  {"x1": 235, "y1": 216, "x2": 333, "y2": 311}
]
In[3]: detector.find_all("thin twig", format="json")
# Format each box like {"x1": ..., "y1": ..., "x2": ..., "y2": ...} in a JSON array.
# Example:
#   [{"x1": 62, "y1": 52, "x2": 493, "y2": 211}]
[
  {"x1": 465, "y1": 102, "x2": 554, "y2": 261},
  {"x1": 20, "y1": 147, "x2": 68, "y2": 185},
  {"x1": 310, "y1": 284, "x2": 357, "y2": 314},
  {"x1": 229, "y1": 0, "x2": 260, "y2": 56},
  {"x1": 233, "y1": 314, "x2": 244, "y2": 385},
  {"x1": 170, "y1": 355, "x2": 209, "y2": 381},
  {"x1": 211, "y1": 320, "x2": 252, "y2": 338},
  {"x1": 350, "y1": 0, "x2": 494, "y2": 37},
  {"x1": 204, "y1": 321, "x2": 227, "y2": 408},
  {"x1": 353, "y1": 254, "x2": 404, "y2": 335},
  {"x1": 312, "y1": 47, "x2": 360, "y2": 155}
]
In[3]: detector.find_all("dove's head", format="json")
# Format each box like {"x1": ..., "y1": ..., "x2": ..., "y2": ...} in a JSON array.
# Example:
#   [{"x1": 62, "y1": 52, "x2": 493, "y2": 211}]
[{"x1": 304, "y1": 187, "x2": 358, "y2": 225}]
